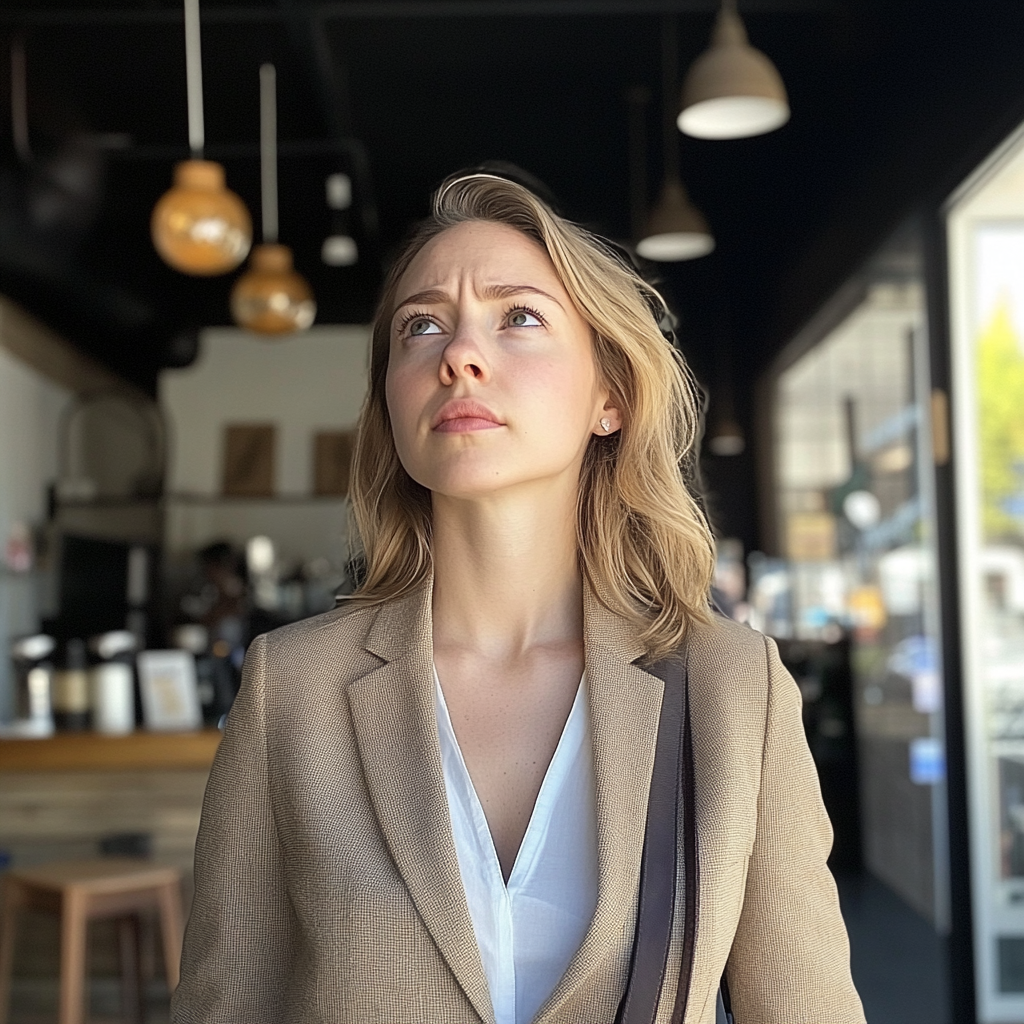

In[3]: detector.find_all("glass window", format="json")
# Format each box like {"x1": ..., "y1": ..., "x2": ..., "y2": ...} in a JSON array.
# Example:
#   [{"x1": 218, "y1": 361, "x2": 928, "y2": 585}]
[
  {"x1": 948, "y1": 125, "x2": 1024, "y2": 1022},
  {"x1": 768, "y1": 225, "x2": 951, "y2": 1021}
]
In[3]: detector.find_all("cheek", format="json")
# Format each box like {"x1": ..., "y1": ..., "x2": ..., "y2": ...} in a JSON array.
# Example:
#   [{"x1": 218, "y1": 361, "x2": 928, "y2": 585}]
[
  {"x1": 510, "y1": 354, "x2": 597, "y2": 432},
  {"x1": 384, "y1": 362, "x2": 421, "y2": 457}
]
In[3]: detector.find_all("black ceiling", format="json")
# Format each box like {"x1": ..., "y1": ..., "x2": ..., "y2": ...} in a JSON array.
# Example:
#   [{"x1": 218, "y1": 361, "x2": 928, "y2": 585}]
[{"x1": 3, "y1": 3, "x2": 1024, "y2": 437}]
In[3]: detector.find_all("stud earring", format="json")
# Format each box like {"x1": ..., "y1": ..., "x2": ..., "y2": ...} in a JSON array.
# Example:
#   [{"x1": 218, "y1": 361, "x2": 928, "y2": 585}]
[{"x1": 600, "y1": 417, "x2": 612, "y2": 432}]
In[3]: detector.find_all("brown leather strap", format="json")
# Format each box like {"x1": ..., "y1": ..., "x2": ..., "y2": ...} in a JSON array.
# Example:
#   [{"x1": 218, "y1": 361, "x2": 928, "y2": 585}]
[
  {"x1": 671, "y1": 662, "x2": 697, "y2": 1024},
  {"x1": 615, "y1": 654, "x2": 696, "y2": 1024}
]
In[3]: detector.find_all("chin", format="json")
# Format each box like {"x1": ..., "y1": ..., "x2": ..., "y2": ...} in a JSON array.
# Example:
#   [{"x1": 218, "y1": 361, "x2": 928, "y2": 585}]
[{"x1": 423, "y1": 472, "x2": 513, "y2": 501}]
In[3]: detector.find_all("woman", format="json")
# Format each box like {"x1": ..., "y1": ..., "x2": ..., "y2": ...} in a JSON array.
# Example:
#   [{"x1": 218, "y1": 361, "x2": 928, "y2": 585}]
[{"x1": 172, "y1": 173, "x2": 865, "y2": 1024}]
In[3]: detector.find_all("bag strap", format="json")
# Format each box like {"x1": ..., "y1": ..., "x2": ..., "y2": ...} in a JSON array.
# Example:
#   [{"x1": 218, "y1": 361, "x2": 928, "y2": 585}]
[
  {"x1": 670, "y1": 656, "x2": 699, "y2": 1024},
  {"x1": 614, "y1": 654, "x2": 696, "y2": 1024}
]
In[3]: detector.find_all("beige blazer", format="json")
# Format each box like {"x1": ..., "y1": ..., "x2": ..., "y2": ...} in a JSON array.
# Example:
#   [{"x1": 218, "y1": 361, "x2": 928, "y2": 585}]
[{"x1": 172, "y1": 581, "x2": 865, "y2": 1024}]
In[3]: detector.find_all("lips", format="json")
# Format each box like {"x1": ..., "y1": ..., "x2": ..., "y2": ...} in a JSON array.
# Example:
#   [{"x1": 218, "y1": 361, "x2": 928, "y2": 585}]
[{"x1": 431, "y1": 399, "x2": 504, "y2": 433}]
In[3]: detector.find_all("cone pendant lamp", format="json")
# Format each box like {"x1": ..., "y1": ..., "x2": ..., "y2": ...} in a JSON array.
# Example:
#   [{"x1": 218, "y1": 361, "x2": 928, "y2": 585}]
[
  {"x1": 231, "y1": 64, "x2": 316, "y2": 336},
  {"x1": 637, "y1": 16, "x2": 714, "y2": 262},
  {"x1": 637, "y1": 177, "x2": 713, "y2": 261},
  {"x1": 151, "y1": 0, "x2": 251, "y2": 275},
  {"x1": 678, "y1": 0, "x2": 789, "y2": 140}
]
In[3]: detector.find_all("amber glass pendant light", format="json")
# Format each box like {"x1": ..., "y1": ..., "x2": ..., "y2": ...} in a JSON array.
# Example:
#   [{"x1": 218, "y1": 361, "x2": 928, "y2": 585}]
[
  {"x1": 151, "y1": 0, "x2": 252, "y2": 275},
  {"x1": 231, "y1": 64, "x2": 316, "y2": 336}
]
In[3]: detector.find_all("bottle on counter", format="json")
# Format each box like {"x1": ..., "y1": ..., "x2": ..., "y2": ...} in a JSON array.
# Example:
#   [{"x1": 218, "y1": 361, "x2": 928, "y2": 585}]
[
  {"x1": 6, "y1": 634, "x2": 56, "y2": 738},
  {"x1": 89, "y1": 630, "x2": 138, "y2": 736},
  {"x1": 51, "y1": 637, "x2": 91, "y2": 732},
  {"x1": 172, "y1": 623, "x2": 225, "y2": 726}
]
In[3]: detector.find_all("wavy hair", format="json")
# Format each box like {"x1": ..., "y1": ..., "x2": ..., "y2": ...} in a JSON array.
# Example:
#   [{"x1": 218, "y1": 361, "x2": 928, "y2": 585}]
[{"x1": 346, "y1": 172, "x2": 714, "y2": 659}]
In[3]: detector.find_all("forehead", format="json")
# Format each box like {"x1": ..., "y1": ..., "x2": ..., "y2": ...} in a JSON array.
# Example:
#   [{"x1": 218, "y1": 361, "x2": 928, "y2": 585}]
[{"x1": 395, "y1": 220, "x2": 564, "y2": 298}]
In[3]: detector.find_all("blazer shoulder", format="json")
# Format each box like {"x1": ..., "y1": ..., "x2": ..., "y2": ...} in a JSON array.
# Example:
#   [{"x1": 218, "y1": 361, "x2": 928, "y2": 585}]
[
  {"x1": 685, "y1": 613, "x2": 776, "y2": 715},
  {"x1": 256, "y1": 599, "x2": 380, "y2": 669},
  {"x1": 687, "y1": 612, "x2": 770, "y2": 669}
]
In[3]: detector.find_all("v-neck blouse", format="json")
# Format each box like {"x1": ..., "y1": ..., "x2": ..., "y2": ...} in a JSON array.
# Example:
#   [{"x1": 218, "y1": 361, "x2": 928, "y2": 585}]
[{"x1": 434, "y1": 668, "x2": 599, "y2": 1024}]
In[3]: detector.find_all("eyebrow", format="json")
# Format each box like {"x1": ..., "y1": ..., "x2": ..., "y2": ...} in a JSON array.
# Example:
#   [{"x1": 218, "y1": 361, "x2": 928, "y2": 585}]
[{"x1": 392, "y1": 283, "x2": 566, "y2": 316}]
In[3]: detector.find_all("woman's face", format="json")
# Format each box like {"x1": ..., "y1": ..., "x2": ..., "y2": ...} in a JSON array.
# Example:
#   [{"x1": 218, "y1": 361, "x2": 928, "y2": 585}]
[{"x1": 385, "y1": 220, "x2": 620, "y2": 502}]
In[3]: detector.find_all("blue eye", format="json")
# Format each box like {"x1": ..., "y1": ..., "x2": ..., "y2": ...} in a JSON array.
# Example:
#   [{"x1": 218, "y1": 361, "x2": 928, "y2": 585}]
[
  {"x1": 506, "y1": 308, "x2": 543, "y2": 328},
  {"x1": 408, "y1": 317, "x2": 441, "y2": 336}
]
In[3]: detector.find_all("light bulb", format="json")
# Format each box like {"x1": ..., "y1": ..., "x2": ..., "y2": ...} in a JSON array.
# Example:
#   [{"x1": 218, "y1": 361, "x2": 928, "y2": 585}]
[
  {"x1": 325, "y1": 173, "x2": 352, "y2": 210},
  {"x1": 152, "y1": 160, "x2": 252, "y2": 275},
  {"x1": 843, "y1": 490, "x2": 882, "y2": 530},
  {"x1": 321, "y1": 235, "x2": 358, "y2": 266},
  {"x1": 231, "y1": 243, "x2": 316, "y2": 336}
]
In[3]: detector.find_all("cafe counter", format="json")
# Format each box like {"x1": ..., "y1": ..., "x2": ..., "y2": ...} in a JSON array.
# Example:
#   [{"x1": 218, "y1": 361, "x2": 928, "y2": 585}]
[
  {"x1": 0, "y1": 730, "x2": 222, "y2": 902},
  {"x1": 0, "y1": 728, "x2": 222, "y2": 772}
]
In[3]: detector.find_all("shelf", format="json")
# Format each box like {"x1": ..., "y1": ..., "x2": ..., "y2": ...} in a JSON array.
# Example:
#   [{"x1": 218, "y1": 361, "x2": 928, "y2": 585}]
[
  {"x1": 55, "y1": 493, "x2": 348, "y2": 507},
  {"x1": 166, "y1": 493, "x2": 348, "y2": 505},
  {"x1": 0, "y1": 729, "x2": 222, "y2": 772}
]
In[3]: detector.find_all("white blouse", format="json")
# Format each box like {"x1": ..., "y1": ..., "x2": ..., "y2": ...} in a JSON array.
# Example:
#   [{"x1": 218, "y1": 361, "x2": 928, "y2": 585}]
[{"x1": 434, "y1": 668, "x2": 599, "y2": 1024}]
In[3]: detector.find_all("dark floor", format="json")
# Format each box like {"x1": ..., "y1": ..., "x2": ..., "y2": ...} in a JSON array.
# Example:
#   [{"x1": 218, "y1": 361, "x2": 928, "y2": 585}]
[
  {"x1": 8, "y1": 871, "x2": 946, "y2": 1024},
  {"x1": 8, "y1": 977, "x2": 170, "y2": 1024},
  {"x1": 836, "y1": 871, "x2": 952, "y2": 1024}
]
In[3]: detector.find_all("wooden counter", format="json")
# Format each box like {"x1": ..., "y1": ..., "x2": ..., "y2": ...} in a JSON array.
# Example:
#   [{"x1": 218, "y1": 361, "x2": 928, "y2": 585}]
[{"x1": 0, "y1": 729, "x2": 222, "y2": 772}]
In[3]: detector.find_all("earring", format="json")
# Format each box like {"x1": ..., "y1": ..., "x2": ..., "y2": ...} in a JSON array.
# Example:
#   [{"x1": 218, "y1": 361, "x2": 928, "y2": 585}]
[{"x1": 600, "y1": 417, "x2": 612, "y2": 432}]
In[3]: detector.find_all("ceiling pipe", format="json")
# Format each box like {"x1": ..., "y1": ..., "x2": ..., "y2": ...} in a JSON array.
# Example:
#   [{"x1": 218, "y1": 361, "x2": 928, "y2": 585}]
[{"x1": 0, "y1": 0, "x2": 835, "y2": 26}]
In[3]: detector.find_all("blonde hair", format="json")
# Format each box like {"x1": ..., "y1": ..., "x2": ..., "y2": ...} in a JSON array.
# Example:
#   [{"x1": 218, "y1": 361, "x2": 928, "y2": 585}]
[{"x1": 347, "y1": 173, "x2": 714, "y2": 659}]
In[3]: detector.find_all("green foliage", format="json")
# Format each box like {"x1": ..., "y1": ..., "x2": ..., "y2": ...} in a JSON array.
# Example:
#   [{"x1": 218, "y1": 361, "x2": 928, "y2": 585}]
[{"x1": 977, "y1": 303, "x2": 1024, "y2": 540}]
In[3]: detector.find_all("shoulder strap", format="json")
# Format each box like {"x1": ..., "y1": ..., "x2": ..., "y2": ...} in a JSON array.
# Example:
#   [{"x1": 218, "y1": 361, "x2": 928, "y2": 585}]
[{"x1": 614, "y1": 654, "x2": 697, "y2": 1024}]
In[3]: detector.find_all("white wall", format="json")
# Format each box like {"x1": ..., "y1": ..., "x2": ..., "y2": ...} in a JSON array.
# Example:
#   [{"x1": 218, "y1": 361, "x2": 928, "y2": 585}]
[
  {"x1": 0, "y1": 343, "x2": 72, "y2": 716},
  {"x1": 0, "y1": 345, "x2": 68, "y2": 537},
  {"x1": 159, "y1": 325, "x2": 370, "y2": 565},
  {"x1": 161, "y1": 325, "x2": 370, "y2": 496}
]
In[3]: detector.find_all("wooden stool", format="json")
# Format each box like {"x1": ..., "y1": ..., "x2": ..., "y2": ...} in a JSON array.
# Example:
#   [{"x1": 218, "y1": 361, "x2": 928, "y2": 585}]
[{"x1": 0, "y1": 859, "x2": 183, "y2": 1024}]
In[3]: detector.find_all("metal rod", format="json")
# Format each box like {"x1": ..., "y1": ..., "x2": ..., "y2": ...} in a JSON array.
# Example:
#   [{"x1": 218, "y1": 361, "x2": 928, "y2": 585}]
[
  {"x1": 10, "y1": 37, "x2": 31, "y2": 162},
  {"x1": 661, "y1": 12, "x2": 679, "y2": 182},
  {"x1": 260, "y1": 63, "x2": 279, "y2": 243},
  {"x1": 0, "y1": 1, "x2": 828, "y2": 25},
  {"x1": 627, "y1": 85, "x2": 650, "y2": 240},
  {"x1": 105, "y1": 137, "x2": 369, "y2": 161},
  {"x1": 184, "y1": 0, "x2": 204, "y2": 155}
]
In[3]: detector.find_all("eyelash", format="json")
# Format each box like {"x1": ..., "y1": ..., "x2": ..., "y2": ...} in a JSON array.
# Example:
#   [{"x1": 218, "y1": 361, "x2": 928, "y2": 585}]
[
  {"x1": 396, "y1": 309, "x2": 431, "y2": 334},
  {"x1": 505, "y1": 304, "x2": 548, "y2": 327},
  {"x1": 396, "y1": 303, "x2": 548, "y2": 336}
]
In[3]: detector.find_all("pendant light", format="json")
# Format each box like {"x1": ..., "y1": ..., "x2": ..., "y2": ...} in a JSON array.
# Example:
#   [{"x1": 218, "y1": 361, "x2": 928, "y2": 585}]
[
  {"x1": 10, "y1": 37, "x2": 31, "y2": 163},
  {"x1": 678, "y1": 0, "x2": 789, "y2": 140},
  {"x1": 708, "y1": 416, "x2": 745, "y2": 456},
  {"x1": 151, "y1": 0, "x2": 252, "y2": 275},
  {"x1": 708, "y1": 333, "x2": 745, "y2": 456},
  {"x1": 322, "y1": 172, "x2": 359, "y2": 267},
  {"x1": 637, "y1": 16, "x2": 714, "y2": 262},
  {"x1": 231, "y1": 64, "x2": 316, "y2": 336}
]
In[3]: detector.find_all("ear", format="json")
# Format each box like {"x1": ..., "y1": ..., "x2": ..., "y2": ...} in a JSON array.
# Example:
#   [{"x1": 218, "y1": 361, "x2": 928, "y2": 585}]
[{"x1": 593, "y1": 396, "x2": 624, "y2": 436}]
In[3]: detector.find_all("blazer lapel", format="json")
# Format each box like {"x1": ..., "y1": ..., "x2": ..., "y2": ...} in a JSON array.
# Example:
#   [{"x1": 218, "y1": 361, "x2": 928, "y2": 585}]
[
  {"x1": 347, "y1": 584, "x2": 495, "y2": 1024},
  {"x1": 533, "y1": 587, "x2": 665, "y2": 1024}
]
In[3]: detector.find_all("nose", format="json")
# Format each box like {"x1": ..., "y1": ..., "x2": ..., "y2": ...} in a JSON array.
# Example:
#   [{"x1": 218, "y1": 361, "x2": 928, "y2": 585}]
[{"x1": 439, "y1": 319, "x2": 489, "y2": 385}]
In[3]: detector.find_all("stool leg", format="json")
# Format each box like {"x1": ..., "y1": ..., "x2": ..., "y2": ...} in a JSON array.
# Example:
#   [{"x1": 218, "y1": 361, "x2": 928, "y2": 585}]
[
  {"x1": 155, "y1": 882, "x2": 183, "y2": 990},
  {"x1": 117, "y1": 915, "x2": 145, "y2": 1024},
  {"x1": 58, "y1": 888, "x2": 88, "y2": 1024},
  {"x1": 0, "y1": 879, "x2": 24, "y2": 1024}
]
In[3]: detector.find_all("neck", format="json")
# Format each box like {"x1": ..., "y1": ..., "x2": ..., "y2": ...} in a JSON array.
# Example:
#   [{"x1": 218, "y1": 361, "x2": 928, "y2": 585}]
[{"x1": 430, "y1": 481, "x2": 584, "y2": 661}]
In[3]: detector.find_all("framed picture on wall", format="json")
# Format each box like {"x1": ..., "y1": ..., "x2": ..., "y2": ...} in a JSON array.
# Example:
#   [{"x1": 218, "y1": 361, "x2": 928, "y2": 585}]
[
  {"x1": 222, "y1": 423, "x2": 276, "y2": 497},
  {"x1": 137, "y1": 650, "x2": 202, "y2": 732},
  {"x1": 313, "y1": 429, "x2": 355, "y2": 496}
]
